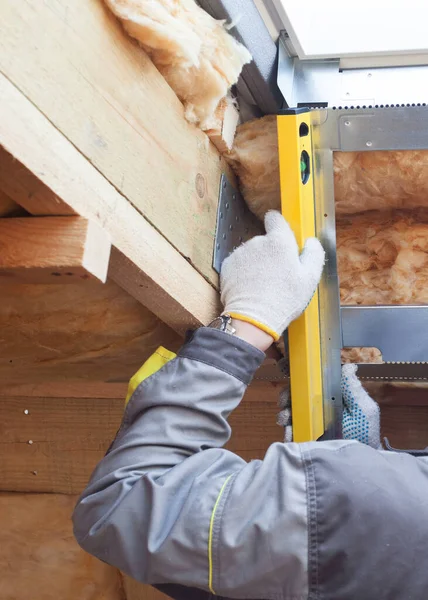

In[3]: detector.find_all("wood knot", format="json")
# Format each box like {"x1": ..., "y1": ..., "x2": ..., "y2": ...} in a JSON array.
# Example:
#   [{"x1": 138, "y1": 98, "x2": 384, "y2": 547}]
[{"x1": 195, "y1": 173, "x2": 206, "y2": 198}]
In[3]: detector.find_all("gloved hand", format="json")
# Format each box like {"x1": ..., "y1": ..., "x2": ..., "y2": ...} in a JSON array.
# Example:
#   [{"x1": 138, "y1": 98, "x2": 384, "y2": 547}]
[
  {"x1": 220, "y1": 211, "x2": 325, "y2": 341},
  {"x1": 277, "y1": 386, "x2": 293, "y2": 443},
  {"x1": 342, "y1": 363, "x2": 382, "y2": 449},
  {"x1": 277, "y1": 364, "x2": 382, "y2": 448}
]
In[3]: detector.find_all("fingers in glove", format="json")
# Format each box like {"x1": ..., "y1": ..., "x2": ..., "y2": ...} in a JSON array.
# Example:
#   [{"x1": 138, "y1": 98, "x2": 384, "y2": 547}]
[
  {"x1": 342, "y1": 363, "x2": 380, "y2": 421},
  {"x1": 299, "y1": 237, "x2": 325, "y2": 288},
  {"x1": 264, "y1": 211, "x2": 299, "y2": 254}
]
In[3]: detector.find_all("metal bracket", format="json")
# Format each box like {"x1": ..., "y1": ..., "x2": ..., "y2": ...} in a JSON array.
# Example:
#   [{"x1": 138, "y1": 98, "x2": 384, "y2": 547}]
[{"x1": 213, "y1": 174, "x2": 261, "y2": 273}]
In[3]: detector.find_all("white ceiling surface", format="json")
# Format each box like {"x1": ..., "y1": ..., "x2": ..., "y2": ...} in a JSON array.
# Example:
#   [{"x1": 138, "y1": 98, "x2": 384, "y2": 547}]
[{"x1": 271, "y1": 0, "x2": 428, "y2": 59}]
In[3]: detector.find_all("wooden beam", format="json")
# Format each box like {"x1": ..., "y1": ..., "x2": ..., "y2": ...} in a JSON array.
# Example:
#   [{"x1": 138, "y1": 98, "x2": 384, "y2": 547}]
[
  {"x1": 0, "y1": 0, "x2": 230, "y2": 287},
  {"x1": 0, "y1": 216, "x2": 111, "y2": 284},
  {"x1": 0, "y1": 189, "x2": 22, "y2": 216},
  {"x1": 0, "y1": 383, "x2": 281, "y2": 494},
  {"x1": 0, "y1": 280, "x2": 181, "y2": 384},
  {"x1": 0, "y1": 149, "x2": 73, "y2": 216},
  {"x1": 0, "y1": 76, "x2": 220, "y2": 334}
]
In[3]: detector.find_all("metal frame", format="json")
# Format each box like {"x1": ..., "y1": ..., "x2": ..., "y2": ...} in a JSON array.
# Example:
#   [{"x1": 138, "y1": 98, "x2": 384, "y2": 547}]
[
  {"x1": 310, "y1": 106, "x2": 428, "y2": 383},
  {"x1": 278, "y1": 32, "x2": 428, "y2": 109},
  {"x1": 276, "y1": 105, "x2": 428, "y2": 440}
]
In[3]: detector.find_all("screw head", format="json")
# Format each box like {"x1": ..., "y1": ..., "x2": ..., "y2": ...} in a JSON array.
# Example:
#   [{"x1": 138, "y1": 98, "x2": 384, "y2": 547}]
[
  {"x1": 344, "y1": 120, "x2": 351, "y2": 126},
  {"x1": 28, "y1": 440, "x2": 33, "y2": 445},
  {"x1": 366, "y1": 141, "x2": 373, "y2": 147},
  {"x1": 23, "y1": 409, "x2": 29, "y2": 415}
]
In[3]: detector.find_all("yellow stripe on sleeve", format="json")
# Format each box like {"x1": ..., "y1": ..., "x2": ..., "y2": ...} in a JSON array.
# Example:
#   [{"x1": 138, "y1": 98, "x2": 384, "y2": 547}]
[{"x1": 208, "y1": 474, "x2": 233, "y2": 594}]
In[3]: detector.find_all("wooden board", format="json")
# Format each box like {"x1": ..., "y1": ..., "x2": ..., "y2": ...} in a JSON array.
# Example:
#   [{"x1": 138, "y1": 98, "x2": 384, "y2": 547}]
[
  {"x1": 0, "y1": 189, "x2": 21, "y2": 216},
  {"x1": 0, "y1": 280, "x2": 181, "y2": 384},
  {"x1": 0, "y1": 382, "x2": 282, "y2": 494},
  {"x1": 0, "y1": 0, "x2": 228, "y2": 286},
  {"x1": 0, "y1": 216, "x2": 111, "y2": 283},
  {"x1": 123, "y1": 577, "x2": 171, "y2": 600},
  {"x1": 381, "y1": 405, "x2": 428, "y2": 450},
  {"x1": 0, "y1": 79, "x2": 221, "y2": 334},
  {"x1": 365, "y1": 382, "x2": 428, "y2": 406},
  {"x1": 0, "y1": 493, "x2": 125, "y2": 600}
]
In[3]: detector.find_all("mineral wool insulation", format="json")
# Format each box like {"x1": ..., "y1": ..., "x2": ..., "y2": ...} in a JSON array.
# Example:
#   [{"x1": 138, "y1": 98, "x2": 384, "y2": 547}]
[
  {"x1": 227, "y1": 116, "x2": 428, "y2": 363},
  {"x1": 104, "y1": 0, "x2": 251, "y2": 130}
]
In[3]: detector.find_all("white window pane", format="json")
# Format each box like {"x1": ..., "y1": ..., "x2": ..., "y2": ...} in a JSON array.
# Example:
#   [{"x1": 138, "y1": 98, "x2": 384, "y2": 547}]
[{"x1": 274, "y1": 0, "x2": 428, "y2": 59}]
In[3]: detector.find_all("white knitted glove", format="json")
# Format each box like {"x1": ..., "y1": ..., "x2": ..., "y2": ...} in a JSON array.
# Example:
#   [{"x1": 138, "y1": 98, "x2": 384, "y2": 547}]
[
  {"x1": 342, "y1": 364, "x2": 382, "y2": 449},
  {"x1": 220, "y1": 211, "x2": 325, "y2": 340}
]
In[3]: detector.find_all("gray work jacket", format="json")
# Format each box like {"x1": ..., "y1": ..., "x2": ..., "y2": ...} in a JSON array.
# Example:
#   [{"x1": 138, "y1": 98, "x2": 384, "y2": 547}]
[{"x1": 73, "y1": 328, "x2": 428, "y2": 600}]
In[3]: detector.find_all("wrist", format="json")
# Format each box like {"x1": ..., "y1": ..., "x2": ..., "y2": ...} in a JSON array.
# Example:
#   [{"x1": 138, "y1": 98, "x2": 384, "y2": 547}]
[{"x1": 231, "y1": 319, "x2": 274, "y2": 352}]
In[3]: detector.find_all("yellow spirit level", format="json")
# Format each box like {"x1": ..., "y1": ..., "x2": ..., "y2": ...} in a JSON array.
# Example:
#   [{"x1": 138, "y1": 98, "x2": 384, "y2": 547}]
[{"x1": 277, "y1": 109, "x2": 324, "y2": 442}]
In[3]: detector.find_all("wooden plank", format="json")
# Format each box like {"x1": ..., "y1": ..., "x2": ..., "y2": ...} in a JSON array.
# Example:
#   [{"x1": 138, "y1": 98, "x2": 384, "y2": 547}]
[
  {"x1": 0, "y1": 76, "x2": 221, "y2": 334},
  {"x1": 0, "y1": 148, "x2": 73, "y2": 216},
  {"x1": 365, "y1": 382, "x2": 428, "y2": 406},
  {"x1": 0, "y1": 0, "x2": 228, "y2": 286},
  {"x1": 0, "y1": 383, "x2": 282, "y2": 493},
  {"x1": 123, "y1": 577, "x2": 171, "y2": 600},
  {"x1": 0, "y1": 189, "x2": 21, "y2": 216},
  {"x1": 0, "y1": 493, "x2": 125, "y2": 600},
  {"x1": 0, "y1": 280, "x2": 181, "y2": 384},
  {"x1": 0, "y1": 396, "x2": 124, "y2": 494},
  {"x1": 381, "y1": 405, "x2": 428, "y2": 450},
  {"x1": 0, "y1": 382, "x2": 128, "y2": 398},
  {"x1": 0, "y1": 216, "x2": 111, "y2": 284}
]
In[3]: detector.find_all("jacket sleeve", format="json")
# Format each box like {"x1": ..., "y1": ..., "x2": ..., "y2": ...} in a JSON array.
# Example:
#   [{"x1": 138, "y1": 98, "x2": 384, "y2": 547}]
[
  {"x1": 72, "y1": 327, "x2": 311, "y2": 599},
  {"x1": 73, "y1": 327, "x2": 428, "y2": 600}
]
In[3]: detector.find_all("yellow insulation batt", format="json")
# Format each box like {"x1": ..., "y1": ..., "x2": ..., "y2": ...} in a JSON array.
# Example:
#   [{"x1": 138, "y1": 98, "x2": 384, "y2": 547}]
[
  {"x1": 228, "y1": 116, "x2": 428, "y2": 219},
  {"x1": 104, "y1": 0, "x2": 251, "y2": 130},
  {"x1": 337, "y1": 209, "x2": 428, "y2": 306},
  {"x1": 334, "y1": 150, "x2": 428, "y2": 215},
  {"x1": 227, "y1": 115, "x2": 280, "y2": 220}
]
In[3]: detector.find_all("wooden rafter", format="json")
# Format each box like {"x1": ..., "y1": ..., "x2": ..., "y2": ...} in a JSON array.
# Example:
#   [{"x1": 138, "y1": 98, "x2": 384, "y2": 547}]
[
  {"x1": 0, "y1": 217, "x2": 111, "y2": 284},
  {"x1": 0, "y1": 0, "x2": 241, "y2": 333},
  {"x1": 0, "y1": 74, "x2": 221, "y2": 334}
]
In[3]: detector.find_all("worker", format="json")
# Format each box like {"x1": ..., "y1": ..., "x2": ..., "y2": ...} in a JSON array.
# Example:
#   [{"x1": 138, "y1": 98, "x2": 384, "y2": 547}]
[{"x1": 73, "y1": 211, "x2": 428, "y2": 600}]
